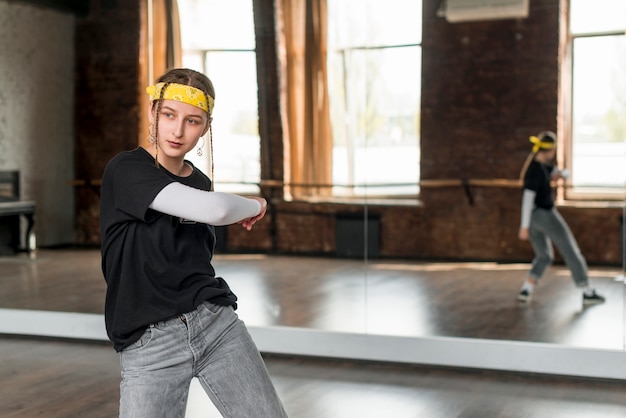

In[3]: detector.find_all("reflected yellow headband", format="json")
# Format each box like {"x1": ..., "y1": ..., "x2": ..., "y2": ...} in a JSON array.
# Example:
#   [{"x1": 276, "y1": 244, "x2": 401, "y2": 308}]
[
  {"x1": 146, "y1": 82, "x2": 214, "y2": 115},
  {"x1": 529, "y1": 136, "x2": 556, "y2": 153}
]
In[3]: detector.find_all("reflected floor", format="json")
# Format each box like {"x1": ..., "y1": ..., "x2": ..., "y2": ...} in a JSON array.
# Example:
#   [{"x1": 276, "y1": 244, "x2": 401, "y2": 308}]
[{"x1": 0, "y1": 248, "x2": 623, "y2": 349}]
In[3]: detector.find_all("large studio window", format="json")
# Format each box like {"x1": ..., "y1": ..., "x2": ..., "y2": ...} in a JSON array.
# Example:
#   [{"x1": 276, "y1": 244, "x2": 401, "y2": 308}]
[
  {"x1": 278, "y1": 1, "x2": 421, "y2": 200},
  {"x1": 568, "y1": 0, "x2": 626, "y2": 198},
  {"x1": 177, "y1": 0, "x2": 260, "y2": 194},
  {"x1": 327, "y1": 0, "x2": 421, "y2": 197}
]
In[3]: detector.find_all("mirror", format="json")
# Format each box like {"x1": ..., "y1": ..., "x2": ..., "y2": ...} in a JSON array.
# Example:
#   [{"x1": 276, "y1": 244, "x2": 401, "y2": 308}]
[{"x1": 0, "y1": 0, "x2": 625, "y2": 380}]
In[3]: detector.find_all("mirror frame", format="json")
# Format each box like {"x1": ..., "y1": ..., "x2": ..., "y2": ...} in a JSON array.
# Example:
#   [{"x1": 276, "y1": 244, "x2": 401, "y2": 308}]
[{"x1": 1, "y1": 308, "x2": 625, "y2": 380}]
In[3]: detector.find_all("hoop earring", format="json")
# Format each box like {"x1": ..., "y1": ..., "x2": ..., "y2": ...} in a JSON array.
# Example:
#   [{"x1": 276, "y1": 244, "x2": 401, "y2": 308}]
[
  {"x1": 197, "y1": 136, "x2": 205, "y2": 157},
  {"x1": 148, "y1": 123, "x2": 156, "y2": 144}
]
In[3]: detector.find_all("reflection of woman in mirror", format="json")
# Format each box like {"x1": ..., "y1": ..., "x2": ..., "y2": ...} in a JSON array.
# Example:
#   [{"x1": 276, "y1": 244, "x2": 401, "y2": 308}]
[
  {"x1": 517, "y1": 131, "x2": 605, "y2": 306},
  {"x1": 99, "y1": 68, "x2": 287, "y2": 417}
]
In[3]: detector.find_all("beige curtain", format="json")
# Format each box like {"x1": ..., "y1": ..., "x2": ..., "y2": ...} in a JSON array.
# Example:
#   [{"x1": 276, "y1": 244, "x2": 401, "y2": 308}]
[
  {"x1": 280, "y1": 0, "x2": 333, "y2": 197},
  {"x1": 138, "y1": 0, "x2": 182, "y2": 147}
]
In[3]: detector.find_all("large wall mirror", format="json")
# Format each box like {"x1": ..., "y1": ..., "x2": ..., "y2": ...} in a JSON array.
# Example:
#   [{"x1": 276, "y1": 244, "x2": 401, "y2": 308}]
[{"x1": 1, "y1": 0, "x2": 626, "y2": 382}]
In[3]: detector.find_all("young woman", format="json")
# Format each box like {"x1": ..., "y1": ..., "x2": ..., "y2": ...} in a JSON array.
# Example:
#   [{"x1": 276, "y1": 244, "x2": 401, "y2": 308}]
[
  {"x1": 100, "y1": 68, "x2": 288, "y2": 417},
  {"x1": 517, "y1": 131, "x2": 605, "y2": 306}
]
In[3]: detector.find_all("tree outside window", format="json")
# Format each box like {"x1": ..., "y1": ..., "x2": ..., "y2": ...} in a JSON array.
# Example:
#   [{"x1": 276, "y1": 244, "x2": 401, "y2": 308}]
[{"x1": 327, "y1": 0, "x2": 422, "y2": 197}]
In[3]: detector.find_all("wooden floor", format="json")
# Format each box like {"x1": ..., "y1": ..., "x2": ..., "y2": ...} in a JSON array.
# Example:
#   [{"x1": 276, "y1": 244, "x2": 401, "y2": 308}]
[
  {"x1": 2, "y1": 335, "x2": 626, "y2": 418},
  {"x1": 1, "y1": 248, "x2": 626, "y2": 417}
]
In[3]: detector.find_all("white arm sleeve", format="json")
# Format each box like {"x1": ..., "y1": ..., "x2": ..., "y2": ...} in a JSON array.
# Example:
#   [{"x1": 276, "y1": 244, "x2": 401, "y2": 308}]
[
  {"x1": 551, "y1": 167, "x2": 570, "y2": 179},
  {"x1": 520, "y1": 189, "x2": 536, "y2": 229},
  {"x1": 149, "y1": 182, "x2": 262, "y2": 226}
]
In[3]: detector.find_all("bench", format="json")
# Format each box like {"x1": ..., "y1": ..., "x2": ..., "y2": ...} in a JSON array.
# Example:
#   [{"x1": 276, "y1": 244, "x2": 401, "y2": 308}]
[{"x1": 0, "y1": 171, "x2": 36, "y2": 255}]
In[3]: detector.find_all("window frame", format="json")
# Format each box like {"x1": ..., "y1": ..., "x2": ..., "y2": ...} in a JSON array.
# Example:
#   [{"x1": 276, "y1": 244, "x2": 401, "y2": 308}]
[
  {"x1": 563, "y1": 8, "x2": 626, "y2": 201},
  {"x1": 325, "y1": 4, "x2": 422, "y2": 199}
]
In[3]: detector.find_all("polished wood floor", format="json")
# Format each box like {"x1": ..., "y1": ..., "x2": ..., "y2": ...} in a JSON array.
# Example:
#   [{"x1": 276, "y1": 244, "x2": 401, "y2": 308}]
[
  {"x1": 0, "y1": 248, "x2": 623, "y2": 348},
  {"x1": 1, "y1": 248, "x2": 626, "y2": 417},
  {"x1": 3, "y1": 335, "x2": 626, "y2": 418}
]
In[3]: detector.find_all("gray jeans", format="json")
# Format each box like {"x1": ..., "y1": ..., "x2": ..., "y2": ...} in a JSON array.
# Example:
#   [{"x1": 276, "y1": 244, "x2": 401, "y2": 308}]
[
  {"x1": 528, "y1": 207, "x2": 588, "y2": 287},
  {"x1": 119, "y1": 301, "x2": 288, "y2": 418}
]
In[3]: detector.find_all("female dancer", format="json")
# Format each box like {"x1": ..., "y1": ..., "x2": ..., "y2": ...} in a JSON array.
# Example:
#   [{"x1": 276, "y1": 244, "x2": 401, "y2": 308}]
[
  {"x1": 517, "y1": 131, "x2": 605, "y2": 306},
  {"x1": 100, "y1": 68, "x2": 288, "y2": 417}
]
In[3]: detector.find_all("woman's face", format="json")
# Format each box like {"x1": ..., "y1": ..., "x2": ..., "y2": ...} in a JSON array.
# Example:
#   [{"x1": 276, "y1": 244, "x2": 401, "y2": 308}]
[
  {"x1": 537, "y1": 147, "x2": 556, "y2": 163},
  {"x1": 150, "y1": 99, "x2": 210, "y2": 160}
]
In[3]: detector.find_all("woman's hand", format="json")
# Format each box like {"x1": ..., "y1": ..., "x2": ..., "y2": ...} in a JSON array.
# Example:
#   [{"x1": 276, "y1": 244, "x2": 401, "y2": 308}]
[
  {"x1": 518, "y1": 227, "x2": 529, "y2": 241},
  {"x1": 551, "y1": 168, "x2": 569, "y2": 181},
  {"x1": 240, "y1": 197, "x2": 267, "y2": 231}
]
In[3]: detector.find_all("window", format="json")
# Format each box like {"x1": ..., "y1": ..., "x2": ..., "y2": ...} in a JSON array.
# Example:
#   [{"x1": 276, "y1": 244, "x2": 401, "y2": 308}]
[
  {"x1": 568, "y1": 0, "x2": 626, "y2": 198},
  {"x1": 327, "y1": 0, "x2": 422, "y2": 197},
  {"x1": 177, "y1": 0, "x2": 260, "y2": 194},
  {"x1": 178, "y1": 1, "x2": 422, "y2": 198}
]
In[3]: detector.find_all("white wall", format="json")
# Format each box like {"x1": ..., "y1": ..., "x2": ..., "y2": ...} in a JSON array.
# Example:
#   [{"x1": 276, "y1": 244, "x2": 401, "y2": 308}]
[{"x1": 0, "y1": 1, "x2": 75, "y2": 246}]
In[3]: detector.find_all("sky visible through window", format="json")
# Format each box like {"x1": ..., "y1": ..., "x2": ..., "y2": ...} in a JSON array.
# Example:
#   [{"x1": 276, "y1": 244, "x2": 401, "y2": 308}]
[{"x1": 570, "y1": 0, "x2": 626, "y2": 190}]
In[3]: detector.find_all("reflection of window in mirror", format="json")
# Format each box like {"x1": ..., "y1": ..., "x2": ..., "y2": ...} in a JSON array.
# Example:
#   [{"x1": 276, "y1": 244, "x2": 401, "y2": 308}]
[
  {"x1": 327, "y1": 0, "x2": 422, "y2": 197},
  {"x1": 567, "y1": 0, "x2": 626, "y2": 199},
  {"x1": 178, "y1": 0, "x2": 260, "y2": 195}
]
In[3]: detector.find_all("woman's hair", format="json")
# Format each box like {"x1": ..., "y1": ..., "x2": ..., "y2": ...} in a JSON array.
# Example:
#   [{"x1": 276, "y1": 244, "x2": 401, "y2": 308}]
[
  {"x1": 535, "y1": 130, "x2": 556, "y2": 147},
  {"x1": 151, "y1": 68, "x2": 216, "y2": 178},
  {"x1": 155, "y1": 68, "x2": 215, "y2": 103},
  {"x1": 519, "y1": 130, "x2": 557, "y2": 181}
]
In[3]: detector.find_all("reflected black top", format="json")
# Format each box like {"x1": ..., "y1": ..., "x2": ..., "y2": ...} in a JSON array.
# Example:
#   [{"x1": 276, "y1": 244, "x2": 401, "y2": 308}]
[{"x1": 523, "y1": 159, "x2": 554, "y2": 210}]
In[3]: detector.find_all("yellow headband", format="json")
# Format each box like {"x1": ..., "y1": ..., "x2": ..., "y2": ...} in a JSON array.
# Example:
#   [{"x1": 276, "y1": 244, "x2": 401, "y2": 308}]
[
  {"x1": 529, "y1": 135, "x2": 556, "y2": 153},
  {"x1": 146, "y1": 82, "x2": 214, "y2": 115}
]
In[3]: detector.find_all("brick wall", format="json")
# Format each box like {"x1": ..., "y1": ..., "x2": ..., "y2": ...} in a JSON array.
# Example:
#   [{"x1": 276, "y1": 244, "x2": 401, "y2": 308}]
[{"x1": 74, "y1": 0, "x2": 141, "y2": 243}]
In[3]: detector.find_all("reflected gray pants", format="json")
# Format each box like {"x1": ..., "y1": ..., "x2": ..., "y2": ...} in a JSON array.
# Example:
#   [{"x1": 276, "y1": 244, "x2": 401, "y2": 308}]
[
  {"x1": 528, "y1": 207, "x2": 588, "y2": 287},
  {"x1": 119, "y1": 301, "x2": 288, "y2": 418}
]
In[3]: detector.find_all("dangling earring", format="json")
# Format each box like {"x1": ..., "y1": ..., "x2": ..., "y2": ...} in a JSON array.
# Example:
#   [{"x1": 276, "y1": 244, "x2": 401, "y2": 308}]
[
  {"x1": 147, "y1": 123, "x2": 156, "y2": 144},
  {"x1": 197, "y1": 136, "x2": 205, "y2": 157}
]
